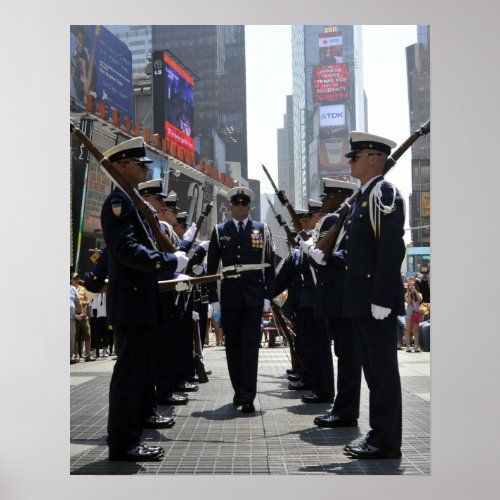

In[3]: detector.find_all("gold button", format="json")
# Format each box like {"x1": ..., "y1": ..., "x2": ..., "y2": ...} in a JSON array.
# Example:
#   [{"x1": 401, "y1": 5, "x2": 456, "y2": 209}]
[
  {"x1": 345, "y1": 265, "x2": 348, "y2": 270},
  {"x1": 237, "y1": 255, "x2": 240, "y2": 258},
  {"x1": 359, "y1": 214, "x2": 363, "y2": 218},
  {"x1": 348, "y1": 220, "x2": 351, "y2": 224},
  {"x1": 346, "y1": 236, "x2": 349, "y2": 240},
  {"x1": 367, "y1": 274, "x2": 371, "y2": 278},
  {"x1": 237, "y1": 245, "x2": 241, "y2": 249}
]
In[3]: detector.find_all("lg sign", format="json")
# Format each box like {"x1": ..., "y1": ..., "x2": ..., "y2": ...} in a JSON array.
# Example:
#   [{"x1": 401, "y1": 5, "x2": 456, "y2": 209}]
[{"x1": 319, "y1": 104, "x2": 346, "y2": 127}]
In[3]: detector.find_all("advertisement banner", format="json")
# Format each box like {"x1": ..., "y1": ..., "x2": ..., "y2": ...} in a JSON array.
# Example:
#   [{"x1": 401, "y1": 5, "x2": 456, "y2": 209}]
[
  {"x1": 319, "y1": 31, "x2": 343, "y2": 64},
  {"x1": 313, "y1": 64, "x2": 349, "y2": 102},
  {"x1": 421, "y1": 192, "x2": 431, "y2": 217},
  {"x1": 319, "y1": 136, "x2": 350, "y2": 171},
  {"x1": 319, "y1": 104, "x2": 346, "y2": 128},
  {"x1": 70, "y1": 25, "x2": 133, "y2": 121}
]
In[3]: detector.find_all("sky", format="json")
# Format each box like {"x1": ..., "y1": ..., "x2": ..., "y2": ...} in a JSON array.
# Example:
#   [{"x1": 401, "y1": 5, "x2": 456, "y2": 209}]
[{"x1": 245, "y1": 25, "x2": 419, "y2": 237}]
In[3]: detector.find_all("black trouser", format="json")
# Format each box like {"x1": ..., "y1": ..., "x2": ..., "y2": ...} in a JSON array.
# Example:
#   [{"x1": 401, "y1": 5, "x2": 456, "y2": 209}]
[
  {"x1": 293, "y1": 307, "x2": 316, "y2": 386},
  {"x1": 155, "y1": 294, "x2": 181, "y2": 399},
  {"x1": 352, "y1": 315, "x2": 402, "y2": 449},
  {"x1": 107, "y1": 326, "x2": 156, "y2": 451},
  {"x1": 328, "y1": 317, "x2": 361, "y2": 420},
  {"x1": 221, "y1": 306, "x2": 262, "y2": 403},
  {"x1": 300, "y1": 312, "x2": 334, "y2": 399}
]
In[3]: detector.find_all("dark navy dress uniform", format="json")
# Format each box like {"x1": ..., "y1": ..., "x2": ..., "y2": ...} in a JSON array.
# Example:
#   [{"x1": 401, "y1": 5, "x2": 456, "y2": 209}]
[
  {"x1": 312, "y1": 212, "x2": 361, "y2": 420},
  {"x1": 207, "y1": 219, "x2": 275, "y2": 405},
  {"x1": 101, "y1": 187, "x2": 179, "y2": 453},
  {"x1": 274, "y1": 248, "x2": 308, "y2": 379},
  {"x1": 343, "y1": 176, "x2": 406, "y2": 451}
]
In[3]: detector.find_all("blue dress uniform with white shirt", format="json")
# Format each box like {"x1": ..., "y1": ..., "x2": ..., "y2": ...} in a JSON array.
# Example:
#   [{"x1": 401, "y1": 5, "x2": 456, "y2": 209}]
[
  {"x1": 342, "y1": 132, "x2": 406, "y2": 458},
  {"x1": 100, "y1": 138, "x2": 188, "y2": 461},
  {"x1": 207, "y1": 187, "x2": 275, "y2": 411}
]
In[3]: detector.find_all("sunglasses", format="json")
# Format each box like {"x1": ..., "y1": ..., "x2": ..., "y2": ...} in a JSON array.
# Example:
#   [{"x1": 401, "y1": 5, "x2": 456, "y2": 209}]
[
  {"x1": 232, "y1": 200, "x2": 249, "y2": 206},
  {"x1": 351, "y1": 152, "x2": 382, "y2": 162}
]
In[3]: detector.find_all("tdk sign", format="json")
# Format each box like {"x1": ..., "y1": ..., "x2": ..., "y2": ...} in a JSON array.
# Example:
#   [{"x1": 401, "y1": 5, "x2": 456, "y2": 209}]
[{"x1": 319, "y1": 104, "x2": 346, "y2": 127}]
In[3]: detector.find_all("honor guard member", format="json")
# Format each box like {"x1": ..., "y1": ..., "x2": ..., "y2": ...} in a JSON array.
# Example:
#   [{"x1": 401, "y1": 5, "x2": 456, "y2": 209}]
[
  {"x1": 101, "y1": 138, "x2": 189, "y2": 462},
  {"x1": 136, "y1": 182, "x2": 197, "y2": 403},
  {"x1": 273, "y1": 216, "x2": 308, "y2": 383},
  {"x1": 207, "y1": 186, "x2": 276, "y2": 413},
  {"x1": 293, "y1": 199, "x2": 335, "y2": 404},
  {"x1": 157, "y1": 191, "x2": 204, "y2": 392},
  {"x1": 300, "y1": 178, "x2": 363, "y2": 428},
  {"x1": 341, "y1": 131, "x2": 405, "y2": 459}
]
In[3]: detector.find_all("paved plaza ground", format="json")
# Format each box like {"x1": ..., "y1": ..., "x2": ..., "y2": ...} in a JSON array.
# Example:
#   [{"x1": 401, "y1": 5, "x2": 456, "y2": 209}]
[{"x1": 70, "y1": 339, "x2": 430, "y2": 475}]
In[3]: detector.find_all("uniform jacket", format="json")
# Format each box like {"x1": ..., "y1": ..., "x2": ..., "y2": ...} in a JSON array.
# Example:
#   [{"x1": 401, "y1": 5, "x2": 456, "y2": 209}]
[
  {"x1": 206, "y1": 219, "x2": 275, "y2": 309},
  {"x1": 101, "y1": 187, "x2": 178, "y2": 327},
  {"x1": 342, "y1": 176, "x2": 406, "y2": 318},
  {"x1": 312, "y1": 212, "x2": 347, "y2": 318},
  {"x1": 274, "y1": 248, "x2": 302, "y2": 307}
]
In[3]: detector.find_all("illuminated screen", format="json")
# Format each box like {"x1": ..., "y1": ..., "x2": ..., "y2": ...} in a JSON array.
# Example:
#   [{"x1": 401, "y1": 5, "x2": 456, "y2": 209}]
[
  {"x1": 313, "y1": 64, "x2": 349, "y2": 102},
  {"x1": 163, "y1": 53, "x2": 195, "y2": 153}
]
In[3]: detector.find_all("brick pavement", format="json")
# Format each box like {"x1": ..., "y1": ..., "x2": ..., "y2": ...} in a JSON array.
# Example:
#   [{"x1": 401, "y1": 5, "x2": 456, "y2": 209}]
[{"x1": 70, "y1": 342, "x2": 430, "y2": 475}]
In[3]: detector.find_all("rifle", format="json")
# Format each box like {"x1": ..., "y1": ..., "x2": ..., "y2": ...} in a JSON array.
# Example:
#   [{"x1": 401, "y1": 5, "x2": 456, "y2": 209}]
[
  {"x1": 185, "y1": 202, "x2": 213, "y2": 252},
  {"x1": 70, "y1": 122, "x2": 178, "y2": 253},
  {"x1": 265, "y1": 194, "x2": 297, "y2": 249},
  {"x1": 192, "y1": 293, "x2": 209, "y2": 383},
  {"x1": 158, "y1": 274, "x2": 221, "y2": 292},
  {"x1": 270, "y1": 302, "x2": 302, "y2": 372},
  {"x1": 262, "y1": 164, "x2": 310, "y2": 241},
  {"x1": 315, "y1": 120, "x2": 431, "y2": 260}
]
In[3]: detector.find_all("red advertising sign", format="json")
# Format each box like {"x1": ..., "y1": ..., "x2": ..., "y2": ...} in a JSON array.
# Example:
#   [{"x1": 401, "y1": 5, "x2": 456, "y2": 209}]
[{"x1": 313, "y1": 64, "x2": 349, "y2": 102}]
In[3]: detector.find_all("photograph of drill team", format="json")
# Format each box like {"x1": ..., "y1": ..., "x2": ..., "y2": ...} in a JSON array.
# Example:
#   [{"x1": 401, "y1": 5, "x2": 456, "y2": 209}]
[{"x1": 71, "y1": 121, "x2": 429, "y2": 463}]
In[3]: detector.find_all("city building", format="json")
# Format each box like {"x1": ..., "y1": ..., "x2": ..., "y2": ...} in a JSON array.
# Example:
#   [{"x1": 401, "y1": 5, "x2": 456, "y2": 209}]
[
  {"x1": 406, "y1": 25, "x2": 430, "y2": 260},
  {"x1": 291, "y1": 25, "x2": 366, "y2": 208},
  {"x1": 151, "y1": 25, "x2": 248, "y2": 179},
  {"x1": 277, "y1": 95, "x2": 295, "y2": 206}
]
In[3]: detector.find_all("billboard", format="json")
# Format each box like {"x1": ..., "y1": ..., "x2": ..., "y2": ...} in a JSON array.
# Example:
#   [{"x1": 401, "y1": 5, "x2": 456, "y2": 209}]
[
  {"x1": 70, "y1": 25, "x2": 133, "y2": 121},
  {"x1": 313, "y1": 64, "x2": 349, "y2": 103},
  {"x1": 421, "y1": 192, "x2": 431, "y2": 217},
  {"x1": 319, "y1": 31, "x2": 343, "y2": 64},
  {"x1": 319, "y1": 104, "x2": 346, "y2": 128},
  {"x1": 153, "y1": 50, "x2": 195, "y2": 163}
]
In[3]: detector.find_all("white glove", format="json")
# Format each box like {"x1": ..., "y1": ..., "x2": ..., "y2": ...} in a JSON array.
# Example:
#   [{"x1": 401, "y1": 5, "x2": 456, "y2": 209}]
[
  {"x1": 263, "y1": 298, "x2": 271, "y2": 312},
  {"x1": 199, "y1": 240, "x2": 210, "y2": 252},
  {"x1": 183, "y1": 222, "x2": 198, "y2": 243},
  {"x1": 174, "y1": 251, "x2": 189, "y2": 272},
  {"x1": 192, "y1": 264, "x2": 204, "y2": 276},
  {"x1": 371, "y1": 303, "x2": 391, "y2": 320},
  {"x1": 308, "y1": 247, "x2": 326, "y2": 266},
  {"x1": 210, "y1": 302, "x2": 220, "y2": 314},
  {"x1": 298, "y1": 238, "x2": 313, "y2": 254},
  {"x1": 173, "y1": 273, "x2": 190, "y2": 292},
  {"x1": 192, "y1": 311, "x2": 200, "y2": 321}
]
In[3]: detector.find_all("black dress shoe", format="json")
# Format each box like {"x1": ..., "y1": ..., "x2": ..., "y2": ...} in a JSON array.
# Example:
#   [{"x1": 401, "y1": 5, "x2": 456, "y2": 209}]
[
  {"x1": 233, "y1": 395, "x2": 243, "y2": 406},
  {"x1": 286, "y1": 369, "x2": 298, "y2": 375},
  {"x1": 175, "y1": 382, "x2": 199, "y2": 392},
  {"x1": 287, "y1": 373, "x2": 302, "y2": 382},
  {"x1": 288, "y1": 381, "x2": 312, "y2": 390},
  {"x1": 314, "y1": 414, "x2": 358, "y2": 428},
  {"x1": 301, "y1": 393, "x2": 334, "y2": 404},
  {"x1": 187, "y1": 375, "x2": 200, "y2": 383},
  {"x1": 157, "y1": 393, "x2": 189, "y2": 405},
  {"x1": 109, "y1": 444, "x2": 165, "y2": 462},
  {"x1": 343, "y1": 437, "x2": 368, "y2": 452},
  {"x1": 143, "y1": 414, "x2": 176, "y2": 429},
  {"x1": 345, "y1": 443, "x2": 402, "y2": 459},
  {"x1": 241, "y1": 402, "x2": 255, "y2": 413}
]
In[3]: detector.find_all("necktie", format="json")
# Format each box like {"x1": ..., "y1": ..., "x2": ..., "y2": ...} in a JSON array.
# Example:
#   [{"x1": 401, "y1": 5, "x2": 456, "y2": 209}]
[{"x1": 238, "y1": 221, "x2": 244, "y2": 234}]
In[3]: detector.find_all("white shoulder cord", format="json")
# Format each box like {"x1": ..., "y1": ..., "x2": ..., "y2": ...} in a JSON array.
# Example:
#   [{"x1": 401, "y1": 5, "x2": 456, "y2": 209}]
[
  {"x1": 262, "y1": 224, "x2": 270, "y2": 279},
  {"x1": 369, "y1": 180, "x2": 406, "y2": 237},
  {"x1": 312, "y1": 214, "x2": 328, "y2": 244}
]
